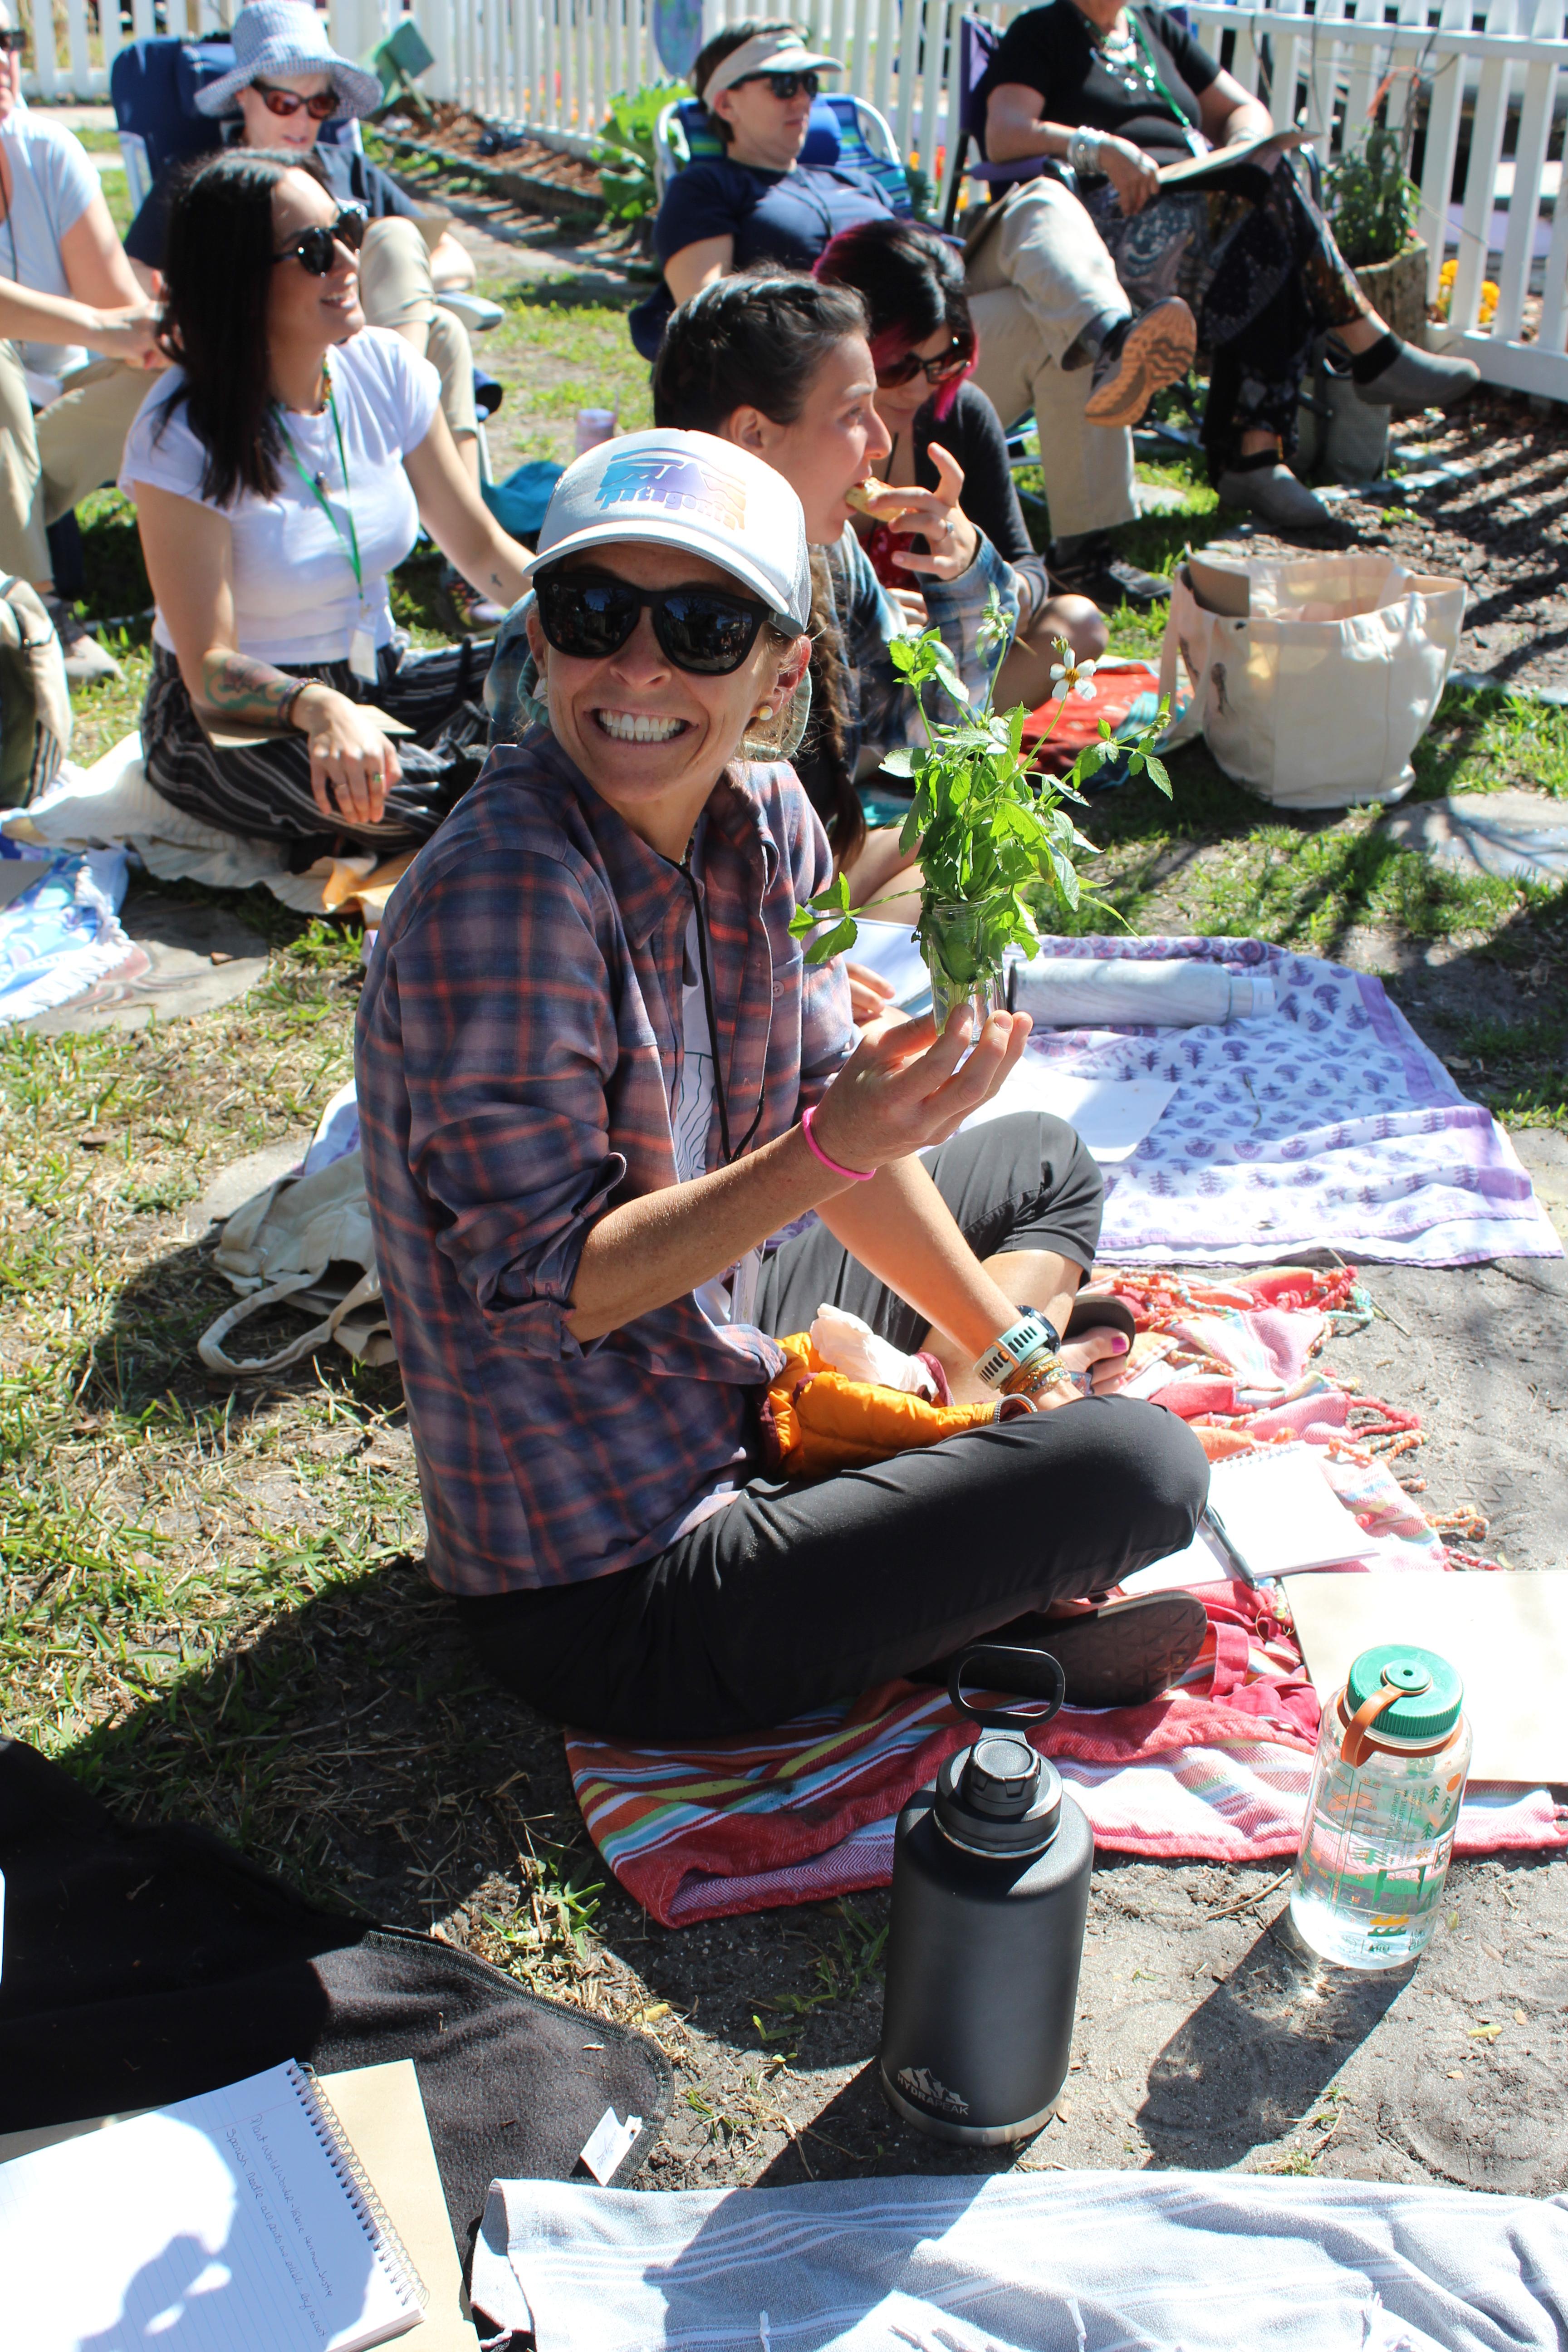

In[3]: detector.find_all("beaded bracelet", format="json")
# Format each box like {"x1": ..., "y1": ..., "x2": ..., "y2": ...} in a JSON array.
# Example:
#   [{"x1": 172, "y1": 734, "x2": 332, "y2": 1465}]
[{"x1": 800, "y1": 1103, "x2": 875, "y2": 1183}]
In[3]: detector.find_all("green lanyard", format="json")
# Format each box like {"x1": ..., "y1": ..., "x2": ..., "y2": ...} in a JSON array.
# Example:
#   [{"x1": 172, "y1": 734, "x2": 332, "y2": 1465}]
[
  {"x1": 274, "y1": 375, "x2": 364, "y2": 598},
  {"x1": 1125, "y1": 9, "x2": 1203, "y2": 149}
]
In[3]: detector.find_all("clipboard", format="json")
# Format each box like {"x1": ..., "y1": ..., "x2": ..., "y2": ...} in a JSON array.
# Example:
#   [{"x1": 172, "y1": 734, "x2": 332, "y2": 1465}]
[{"x1": 1158, "y1": 128, "x2": 1306, "y2": 187}]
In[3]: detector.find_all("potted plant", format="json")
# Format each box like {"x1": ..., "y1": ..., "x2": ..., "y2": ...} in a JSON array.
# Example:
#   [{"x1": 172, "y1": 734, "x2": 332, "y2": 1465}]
[
  {"x1": 597, "y1": 80, "x2": 689, "y2": 252},
  {"x1": 790, "y1": 601, "x2": 1171, "y2": 1029},
  {"x1": 1326, "y1": 121, "x2": 1426, "y2": 345}
]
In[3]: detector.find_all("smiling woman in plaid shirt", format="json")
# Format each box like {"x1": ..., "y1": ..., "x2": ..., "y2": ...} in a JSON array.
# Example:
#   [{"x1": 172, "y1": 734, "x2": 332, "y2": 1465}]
[{"x1": 356, "y1": 428, "x2": 1209, "y2": 1743}]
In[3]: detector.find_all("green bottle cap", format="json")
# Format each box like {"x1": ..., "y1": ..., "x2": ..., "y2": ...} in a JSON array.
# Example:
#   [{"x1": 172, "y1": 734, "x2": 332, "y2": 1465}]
[{"x1": 1346, "y1": 1643, "x2": 1464, "y2": 1742}]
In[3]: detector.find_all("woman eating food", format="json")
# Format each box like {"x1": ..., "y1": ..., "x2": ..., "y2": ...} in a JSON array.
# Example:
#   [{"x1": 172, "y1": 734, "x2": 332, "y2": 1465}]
[
  {"x1": 358, "y1": 426, "x2": 1210, "y2": 1743},
  {"x1": 815, "y1": 214, "x2": 1105, "y2": 714},
  {"x1": 120, "y1": 150, "x2": 533, "y2": 856}
]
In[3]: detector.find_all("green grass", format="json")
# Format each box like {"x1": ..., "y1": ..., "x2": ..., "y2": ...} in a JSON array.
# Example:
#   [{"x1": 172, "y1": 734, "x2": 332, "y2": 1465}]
[{"x1": 4, "y1": 231, "x2": 1564, "y2": 2044}]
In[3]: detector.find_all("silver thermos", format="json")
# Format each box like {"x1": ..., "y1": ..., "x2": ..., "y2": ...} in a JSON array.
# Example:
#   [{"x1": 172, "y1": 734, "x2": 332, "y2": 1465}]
[{"x1": 878, "y1": 1645, "x2": 1093, "y2": 2145}]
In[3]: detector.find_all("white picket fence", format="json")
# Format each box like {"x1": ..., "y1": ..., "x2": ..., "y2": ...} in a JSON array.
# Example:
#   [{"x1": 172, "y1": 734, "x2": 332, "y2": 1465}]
[{"x1": 22, "y1": 0, "x2": 1568, "y2": 396}]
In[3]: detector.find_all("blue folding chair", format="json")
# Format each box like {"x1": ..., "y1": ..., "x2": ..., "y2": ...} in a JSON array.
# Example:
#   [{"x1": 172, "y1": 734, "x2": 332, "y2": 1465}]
[
  {"x1": 942, "y1": 14, "x2": 1076, "y2": 230},
  {"x1": 654, "y1": 91, "x2": 913, "y2": 216}
]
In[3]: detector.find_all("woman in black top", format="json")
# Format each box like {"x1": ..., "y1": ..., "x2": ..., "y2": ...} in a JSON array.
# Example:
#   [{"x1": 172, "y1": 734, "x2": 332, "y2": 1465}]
[
  {"x1": 816, "y1": 216, "x2": 1105, "y2": 710},
  {"x1": 630, "y1": 20, "x2": 893, "y2": 360},
  {"x1": 980, "y1": 0, "x2": 1478, "y2": 529}
]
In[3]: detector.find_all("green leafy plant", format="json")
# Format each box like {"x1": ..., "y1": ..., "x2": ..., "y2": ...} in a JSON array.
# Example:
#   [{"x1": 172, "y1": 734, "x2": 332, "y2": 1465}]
[
  {"x1": 1326, "y1": 122, "x2": 1420, "y2": 268},
  {"x1": 790, "y1": 597, "x2": 1171, "y2": 1007},
  {"x1": 597, "y1": 80, "x2": 690, "y2": 226}
]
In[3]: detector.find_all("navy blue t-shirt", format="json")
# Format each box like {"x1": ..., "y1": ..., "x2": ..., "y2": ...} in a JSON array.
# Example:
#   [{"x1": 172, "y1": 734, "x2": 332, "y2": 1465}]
[
  {"x1": 631, "y1": 156, "x2": 892, "y2": 358},
  {"x1": 124, "y1": 137, "x2": 420, "y2": 270}
]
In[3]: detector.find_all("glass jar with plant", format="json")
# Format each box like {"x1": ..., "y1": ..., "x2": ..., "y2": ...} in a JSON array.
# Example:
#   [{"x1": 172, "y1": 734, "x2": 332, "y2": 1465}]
[{"x1": 790, "y1": 599, "x2": 1172, "y2": 1030}]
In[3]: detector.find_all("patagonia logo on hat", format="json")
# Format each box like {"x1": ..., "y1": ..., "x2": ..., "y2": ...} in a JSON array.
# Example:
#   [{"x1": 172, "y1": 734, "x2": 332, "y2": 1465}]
[
  {"x1": 595, "y1": 450, "x2": 747, "y2": 534},
  {"x1": 536, "y1": 429, "x2": 811, "y2": 633}
]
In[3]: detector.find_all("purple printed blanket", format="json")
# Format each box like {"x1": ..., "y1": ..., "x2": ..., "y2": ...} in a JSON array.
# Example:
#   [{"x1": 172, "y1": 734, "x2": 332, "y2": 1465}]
[{"x1": 1020, "y1": 936, "x2": 1560, "y2": 1266}]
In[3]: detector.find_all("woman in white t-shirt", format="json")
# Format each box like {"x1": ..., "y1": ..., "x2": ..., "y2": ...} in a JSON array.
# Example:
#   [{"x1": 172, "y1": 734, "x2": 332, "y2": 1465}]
[{"x1": 120, "y1": 148, "x2": 533, "y2": 850}]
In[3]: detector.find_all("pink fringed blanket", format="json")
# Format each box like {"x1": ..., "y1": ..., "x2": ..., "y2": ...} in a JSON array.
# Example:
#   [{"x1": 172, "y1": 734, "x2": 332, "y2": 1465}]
[{"x1": 564, "y1": 1269, "x2": 1568, "y2": 1926}]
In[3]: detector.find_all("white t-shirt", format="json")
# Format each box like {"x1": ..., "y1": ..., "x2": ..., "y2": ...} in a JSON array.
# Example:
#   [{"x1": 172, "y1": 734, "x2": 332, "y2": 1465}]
[
  {"x1": 0, "y1": 107, "x2": 101, "y2": 398},
  {"x1": 119, "y1": 326, "x2": 442, "y2": 666}
]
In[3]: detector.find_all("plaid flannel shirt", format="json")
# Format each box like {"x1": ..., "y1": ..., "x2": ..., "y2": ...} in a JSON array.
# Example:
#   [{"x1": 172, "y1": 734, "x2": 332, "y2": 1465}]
[
  {"x1": 355, "y1": 726, "x2": 854, "y2": 1595},
  {"x1": 485, "y1": 524, "x2": 1022, "y2": 774}
]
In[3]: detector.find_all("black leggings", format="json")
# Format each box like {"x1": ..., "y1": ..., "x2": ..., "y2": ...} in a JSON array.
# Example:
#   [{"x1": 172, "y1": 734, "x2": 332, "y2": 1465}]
[{"x1": 458, "y1": 1116, "x2": 1210, "y2": 1740}]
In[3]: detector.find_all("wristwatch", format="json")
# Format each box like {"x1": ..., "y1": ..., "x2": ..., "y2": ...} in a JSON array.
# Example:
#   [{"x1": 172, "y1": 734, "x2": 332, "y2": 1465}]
[{"x1": 973, "y1": 1311, "x2": 1063, "y2": 1393}]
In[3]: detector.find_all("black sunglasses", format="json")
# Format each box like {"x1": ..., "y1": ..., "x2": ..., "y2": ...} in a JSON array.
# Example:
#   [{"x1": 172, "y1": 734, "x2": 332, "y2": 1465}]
[
  {"x1": 536, "y1": 571, "x2": 770, "y2": 675},
  {"x1": 0, "y1": 27, "x2": 27, "y2": 51},
  {"x1": 271, "y1": 203, "x2": 368, "y2": 275},
  {"x1": 736, "y1": 69, "x2": 820, "y2": 99},
  {"x1": 877, "y1": 333, "x2": 974, "y2": 389}
]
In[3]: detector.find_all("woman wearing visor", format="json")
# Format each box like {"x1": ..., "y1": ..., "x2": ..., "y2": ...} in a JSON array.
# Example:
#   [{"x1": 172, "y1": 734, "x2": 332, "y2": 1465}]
[
  {"x1": 630, "y1": 19, "x2": 894, "y2": 358},
  {"x1": 119, "y1": 151, "x2": 531, "y2": 854},
  {"x1": 357, "y1": 426, "x2": 1210, "y2": 1743}
]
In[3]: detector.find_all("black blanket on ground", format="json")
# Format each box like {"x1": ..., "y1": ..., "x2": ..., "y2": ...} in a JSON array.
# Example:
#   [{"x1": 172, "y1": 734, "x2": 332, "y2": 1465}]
[{"x1": 0, "y1": 1740, "x2": 671, "y2": 2251}]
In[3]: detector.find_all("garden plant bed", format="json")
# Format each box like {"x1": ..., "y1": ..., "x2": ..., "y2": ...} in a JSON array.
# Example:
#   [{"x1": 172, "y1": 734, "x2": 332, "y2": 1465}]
[
  {"x1": 377, "y1": 104, "x2": 607, "y2": 224},
  {"x1": 8, "y1": 186, "x2": 1567, "y2": 2205}
]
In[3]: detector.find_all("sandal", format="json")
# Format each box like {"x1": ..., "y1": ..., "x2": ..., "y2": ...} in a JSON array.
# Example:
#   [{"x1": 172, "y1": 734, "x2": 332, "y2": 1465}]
[{"x1": 986, "y1": 1590, "x2": 1209, "y2": 1710}]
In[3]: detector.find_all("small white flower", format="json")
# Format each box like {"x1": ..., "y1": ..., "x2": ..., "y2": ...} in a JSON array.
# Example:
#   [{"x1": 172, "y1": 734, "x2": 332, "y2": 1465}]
[{"x1": 1050, "y1": 653, "x2": 1098, "y2": 703}]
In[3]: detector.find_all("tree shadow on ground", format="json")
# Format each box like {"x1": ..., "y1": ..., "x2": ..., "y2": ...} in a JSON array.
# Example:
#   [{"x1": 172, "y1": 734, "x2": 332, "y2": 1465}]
[{"x1": 1136, "y1": 1912, "x2": 1412, "y2": 2168}]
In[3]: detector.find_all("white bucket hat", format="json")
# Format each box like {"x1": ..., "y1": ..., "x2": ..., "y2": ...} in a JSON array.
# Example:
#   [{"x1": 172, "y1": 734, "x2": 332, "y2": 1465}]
[
  {"x1": 196, "y1": 0, "x2": 383, "y2": 121},
  {"x1": 535, "y1": 431, "x2": 812, "y2": 635}
]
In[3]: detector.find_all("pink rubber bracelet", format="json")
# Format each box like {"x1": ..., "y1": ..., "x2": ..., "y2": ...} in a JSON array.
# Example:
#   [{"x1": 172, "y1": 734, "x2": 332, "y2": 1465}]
[{"x1": 800, "y1": 1103, "x2": 875, "y2": 1182}]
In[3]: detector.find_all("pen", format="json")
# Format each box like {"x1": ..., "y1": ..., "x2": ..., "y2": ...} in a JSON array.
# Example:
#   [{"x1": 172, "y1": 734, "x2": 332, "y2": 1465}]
[{"x1": 1202, "y1": 1502, "x2": 1261, "y2": 1586}]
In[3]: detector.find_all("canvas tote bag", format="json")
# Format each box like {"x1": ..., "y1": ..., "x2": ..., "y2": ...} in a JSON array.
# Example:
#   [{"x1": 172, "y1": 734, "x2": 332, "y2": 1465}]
[
  {"x1": 198, "y1": 1150, "x2": 394, "y2": 1377},
  {"x1": 1157, "y1": 552, "x2": 1465, "y2": 809}
]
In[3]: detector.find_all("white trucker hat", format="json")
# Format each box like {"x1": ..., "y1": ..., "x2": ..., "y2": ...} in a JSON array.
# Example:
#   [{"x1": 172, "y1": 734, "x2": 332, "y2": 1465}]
[
  {"x1": 534, "y1": 431, "x2": 813, "y2": 634},
  {"x1": 702, "y1": 29, "x2": 844, "y2": 98}
]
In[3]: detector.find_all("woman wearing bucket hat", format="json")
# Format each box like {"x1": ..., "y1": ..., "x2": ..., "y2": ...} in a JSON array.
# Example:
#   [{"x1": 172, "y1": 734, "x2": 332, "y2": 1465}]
[
  {"x1": 119, "y1": 149, "x2": 532, "y2": 853},
  {"x1": 629, "y1": 20, "x2": 895, "y2": 360},
  {"x1": 355, "y1": 425, "x2": 1209, "y2": 1742},
  {"x1": 123, "y1": 1, "x2": 500, "y2": 629}
]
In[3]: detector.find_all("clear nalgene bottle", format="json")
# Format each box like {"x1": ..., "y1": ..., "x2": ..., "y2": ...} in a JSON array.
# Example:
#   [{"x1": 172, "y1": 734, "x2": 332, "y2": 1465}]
[{"x1": 1289, "y1": 1643, "x2": 1471, "y2": 1970}]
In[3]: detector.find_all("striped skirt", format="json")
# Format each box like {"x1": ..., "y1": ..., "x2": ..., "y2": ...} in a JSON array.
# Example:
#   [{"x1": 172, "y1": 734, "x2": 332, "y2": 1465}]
[{"x1": 140, "y1": 634, "x2": 495, "y2": 854}]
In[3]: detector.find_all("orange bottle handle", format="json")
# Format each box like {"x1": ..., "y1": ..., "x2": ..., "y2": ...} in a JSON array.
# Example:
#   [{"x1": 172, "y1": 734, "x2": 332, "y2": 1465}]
[{"x1": 1340, "y1": 1681, "x2": 1404, "y2": 1768}]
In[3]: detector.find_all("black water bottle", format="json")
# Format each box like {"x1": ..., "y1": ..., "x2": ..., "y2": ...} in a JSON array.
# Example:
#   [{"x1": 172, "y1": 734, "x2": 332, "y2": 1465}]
[{"x1": 877, "y1": 1645, "x2": 1093, "y2": 2145}]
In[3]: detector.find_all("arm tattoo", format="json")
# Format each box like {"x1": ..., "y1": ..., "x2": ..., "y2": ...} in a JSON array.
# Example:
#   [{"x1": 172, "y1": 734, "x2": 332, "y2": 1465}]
[{"x1": 200, "y1": 651, "x2": 304, "y2": 724}]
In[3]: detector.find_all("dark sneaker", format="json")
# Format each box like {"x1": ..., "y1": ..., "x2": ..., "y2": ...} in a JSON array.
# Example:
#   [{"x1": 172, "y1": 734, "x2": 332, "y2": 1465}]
[
  {"x1": 1003, "y1": 1593, "x2": 1210, "y2": 1710},
  {"x1": 1084, "y1": 296, "x2": 1198, "y2": 427},
  {"x1": 1348, "y1": 338, "x2": 1481, "y2": 409},
  {"x1": 1214, "y1": 460, "x2": 1337, "y2": 531},
  {"x1": 1048, "y1": 534, "x2": 1172, "y2": 609}
]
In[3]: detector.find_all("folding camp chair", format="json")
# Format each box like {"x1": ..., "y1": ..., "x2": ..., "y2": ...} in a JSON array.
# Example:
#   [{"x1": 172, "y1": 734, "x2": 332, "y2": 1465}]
[{"x1": 942, "y1": 12, "x2": 1078, "y2": 230}]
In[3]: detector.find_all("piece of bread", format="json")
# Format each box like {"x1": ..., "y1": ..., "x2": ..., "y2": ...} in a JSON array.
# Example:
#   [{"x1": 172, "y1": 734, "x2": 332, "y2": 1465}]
[{"x1": 843, "y1": 478, "x2": 887, "y2": 515}]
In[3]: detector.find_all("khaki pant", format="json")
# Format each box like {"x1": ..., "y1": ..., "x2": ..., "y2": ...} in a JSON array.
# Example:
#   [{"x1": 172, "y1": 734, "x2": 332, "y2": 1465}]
[
  {"x1": 0, "y1": 340, "x2": 158, "y2": 586},
  {"x1": 358, "y1": 215, "x2": 479, "y2": 445},
  {"x1": 965, "y1": 179, "x2": 1137, "y2": 543}
]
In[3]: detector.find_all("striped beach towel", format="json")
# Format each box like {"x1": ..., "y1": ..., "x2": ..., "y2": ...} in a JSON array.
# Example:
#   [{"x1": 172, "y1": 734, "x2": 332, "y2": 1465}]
[{"x1": 564, "y1": 1270, "x2": 1568, "y2": 1926}]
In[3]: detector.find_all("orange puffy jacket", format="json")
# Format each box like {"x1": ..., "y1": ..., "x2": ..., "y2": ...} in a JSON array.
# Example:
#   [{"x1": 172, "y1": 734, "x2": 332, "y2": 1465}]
[{"x1": 759, "y1": 1331, "x2": 1029, "y2": 1482}]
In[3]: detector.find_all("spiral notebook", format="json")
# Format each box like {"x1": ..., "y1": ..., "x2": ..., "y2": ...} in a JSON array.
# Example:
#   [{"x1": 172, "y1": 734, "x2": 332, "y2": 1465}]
[{"x1": 0, "y1": 2059, "x2": 426, "y2": 2352}]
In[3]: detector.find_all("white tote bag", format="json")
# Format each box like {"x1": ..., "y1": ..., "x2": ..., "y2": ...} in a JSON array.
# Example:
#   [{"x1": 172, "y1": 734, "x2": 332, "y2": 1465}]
[
  {"x1": 1157, "y1": 552, "x2": 1466, "y2": 809},
  {"x1": 198, "y1": 1150, "x2": 394, "y2": 1377}
]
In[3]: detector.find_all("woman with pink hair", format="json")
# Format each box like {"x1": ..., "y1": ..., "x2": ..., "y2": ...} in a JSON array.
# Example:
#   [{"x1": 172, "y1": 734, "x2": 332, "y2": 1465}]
[{"x1": 815, "y1": 215, "x2": 1104, "y2": 714}]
